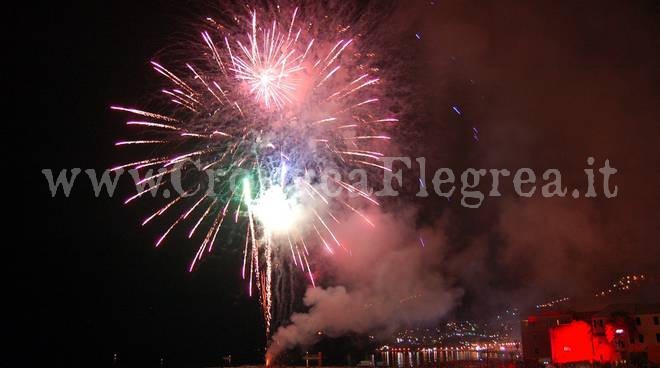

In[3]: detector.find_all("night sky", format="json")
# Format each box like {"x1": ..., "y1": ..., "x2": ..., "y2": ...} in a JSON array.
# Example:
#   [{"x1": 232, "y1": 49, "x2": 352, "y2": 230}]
[{"x1": 23, "y1": 1, "x2": 660, "y2": 367}]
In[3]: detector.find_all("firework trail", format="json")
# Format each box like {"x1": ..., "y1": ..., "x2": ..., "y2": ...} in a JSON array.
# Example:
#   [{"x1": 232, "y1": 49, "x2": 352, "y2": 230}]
[{"x1": 112, "y1": 2, "x2": 396, "y2": 335}]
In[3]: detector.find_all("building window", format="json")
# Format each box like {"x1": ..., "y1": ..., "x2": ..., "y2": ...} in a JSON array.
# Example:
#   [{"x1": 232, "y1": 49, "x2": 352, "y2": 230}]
[
  {"x1": 654, "y1": 316, "x2": 659, "y2": 325},
  {"x1": 630, "y1": 335, "x2": 635, "y2": 344},
  {"x1": 639, "y1": 334, "x2": 644, "y2": 344},
  {"x1": 656, "y1": 333, "x2": 660, "y2": 343},
  {"x1": 635, "y1": 317, "x2": 641, "y2": 325}
]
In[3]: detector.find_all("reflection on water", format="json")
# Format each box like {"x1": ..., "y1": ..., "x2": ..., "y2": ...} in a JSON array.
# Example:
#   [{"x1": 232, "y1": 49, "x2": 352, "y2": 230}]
[{"x1": 377, "y1": 349, "x2": 517, "y2": 367}]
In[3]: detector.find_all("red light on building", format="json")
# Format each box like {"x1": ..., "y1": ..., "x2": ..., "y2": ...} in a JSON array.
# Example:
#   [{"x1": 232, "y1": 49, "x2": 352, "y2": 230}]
[
  {"x1": 550, "y1": 321, "x2": 594, "y2": 363},
  {"x1": 549, "y1": 321, "x2": 615, "y2": 364}
]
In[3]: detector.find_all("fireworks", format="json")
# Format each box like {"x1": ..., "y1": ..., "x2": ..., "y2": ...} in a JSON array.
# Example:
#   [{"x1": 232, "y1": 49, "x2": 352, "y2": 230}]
[{"x1": 112, "y1": 3, "x2": 395, "y2": 334}]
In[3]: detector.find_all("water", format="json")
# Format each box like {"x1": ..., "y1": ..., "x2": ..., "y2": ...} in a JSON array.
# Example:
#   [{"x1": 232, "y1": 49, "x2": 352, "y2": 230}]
[{"x1": 376, "y1": 349, "x2": 517, "y2": 367}]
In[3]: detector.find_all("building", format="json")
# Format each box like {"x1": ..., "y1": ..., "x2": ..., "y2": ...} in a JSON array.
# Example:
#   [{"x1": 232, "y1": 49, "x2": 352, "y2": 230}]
[
  {"x1": 521, "y1": 303, "x2": 660, "y2": 366},
  {"x1": 591, "y1": 304, "x2": 660, "y2": 364},
  {"x1": 521, "y1": 311, "x2": 588, "y2": 365}
]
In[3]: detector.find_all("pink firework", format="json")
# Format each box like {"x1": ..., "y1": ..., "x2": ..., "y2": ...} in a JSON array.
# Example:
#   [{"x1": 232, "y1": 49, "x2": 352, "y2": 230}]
[{"x1": 111, "y1": 3, "x2": 397, "y2": 334}]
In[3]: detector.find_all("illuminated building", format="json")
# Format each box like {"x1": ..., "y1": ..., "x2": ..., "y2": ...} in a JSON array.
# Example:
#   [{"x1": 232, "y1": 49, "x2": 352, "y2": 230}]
[
  {"x1": 521, "y1": 311, "x2": 575, "y2": 365},
  {"x1": 521, "y1": 303, "x2": 660, "y2": 366},
  {"x1": 591, "y1": 304, "x2": 660, "y2": 364}
]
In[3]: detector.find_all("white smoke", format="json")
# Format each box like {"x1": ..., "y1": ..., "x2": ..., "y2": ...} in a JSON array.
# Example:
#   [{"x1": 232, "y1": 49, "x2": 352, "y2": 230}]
[{"x1": 267, "y1": 207, "x2": 461, "y2": 359}]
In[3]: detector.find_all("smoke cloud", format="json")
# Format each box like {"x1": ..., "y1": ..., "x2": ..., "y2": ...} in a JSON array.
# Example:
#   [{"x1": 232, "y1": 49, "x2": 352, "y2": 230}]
[{"x1": 267, "y1": 207, "x2": 461, "y2": 359}]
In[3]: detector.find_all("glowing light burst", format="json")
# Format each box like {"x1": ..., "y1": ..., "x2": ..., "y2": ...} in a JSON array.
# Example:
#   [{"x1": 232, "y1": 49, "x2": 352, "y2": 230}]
[
  {"x1": 253, "y1": 186, "x2": 303, "y2": 234},
  {"x1": 229, "y1": 9, "x2": 304, "y2": 109},
  {"x1": 112, "y1": 4, "x2": 396, "y2": 334}
]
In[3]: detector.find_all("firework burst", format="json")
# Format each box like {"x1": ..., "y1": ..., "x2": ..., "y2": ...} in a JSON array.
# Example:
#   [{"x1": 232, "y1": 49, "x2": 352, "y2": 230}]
[{"x1": 112, "y1": 3, "x2": 396, "y2": 334}]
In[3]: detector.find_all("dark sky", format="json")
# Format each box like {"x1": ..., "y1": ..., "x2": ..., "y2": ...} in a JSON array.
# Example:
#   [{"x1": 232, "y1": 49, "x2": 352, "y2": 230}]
[{"x1": 22, "y1": 0, "x2": 659, "y2": 367}]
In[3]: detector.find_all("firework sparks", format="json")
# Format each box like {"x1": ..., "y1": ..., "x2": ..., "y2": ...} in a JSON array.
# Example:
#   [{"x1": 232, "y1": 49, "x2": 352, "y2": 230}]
[{"x1": 112, "y1": 4, "x2": 394, "y2": 335}]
